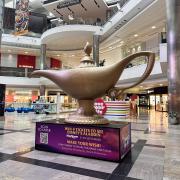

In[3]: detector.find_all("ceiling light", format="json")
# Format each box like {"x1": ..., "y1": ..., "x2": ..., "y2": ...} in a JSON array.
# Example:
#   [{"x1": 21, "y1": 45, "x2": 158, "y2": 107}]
[
  {"x1": 48, "y1": 12, "x2": 55, "y2": 17},
  {"x1": 8, "y1": 50, "x2": 11, "y2": 52},
  {"x1": 148, "y1": 90, "x2": 154, "y2": 94},
  {"x1": 24, "y1": 51, "x2": 28, "y2": 54},
  {"x1": 109, "y1": 46, "x2": 113, "y2": 49},
  {"x1": 159, "y1": 84, "x2": 163, "y2": 86},
  {"x1": 68, "y1": 14, "x2": 74, "y2": 20},
  {"x1": 140, "y1": 86, "x2": 143, "y2": 88},
  {"x1": 145, "y1": 86, "x2": 152, "y2": 90},
  {"x1": 134, "y1": 34, "x2": 138, "y2": 37},
  {"x1": 71, "y1": 55, "x2": 75, "y2": 57},
  {"x1": 57, "y1": 55, "x2": 60, "y2": 57},
  {"x1": 152, "y1": 26, "x2": 156, "y2": 29}
]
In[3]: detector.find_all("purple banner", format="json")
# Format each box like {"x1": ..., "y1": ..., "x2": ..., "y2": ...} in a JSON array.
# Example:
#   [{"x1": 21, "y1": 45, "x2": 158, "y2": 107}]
[
  {"x1": 35, "y1": 123, "x2": 120, "y2": 161},
  {"x1": 120, "y1": 123, "x2": 131, "y2": 159}
]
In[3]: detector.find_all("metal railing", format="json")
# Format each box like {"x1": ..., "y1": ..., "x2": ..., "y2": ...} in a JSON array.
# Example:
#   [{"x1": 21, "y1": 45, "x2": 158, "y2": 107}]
[
  {"x1": 0, "y1": 67, "x2": 37, "y2": 77},
  {"x1": 106, "y1": 0, "x2": 130, "y2": 7},
  {"x1": 125, "y1": 56, "x2": 160, "y2": 69},
  {"x1": 3, "y1": 0, "x2": 131, "y2": 37},
  {"x1": 0, "y1": 66, "x2": 71, "y2": 77},
  {"x1": 47, "y1": 0, "x2": 131, "y2": 29},
  {"x1": 103, "y1": 0, "x2": 131, "y2": 26}
]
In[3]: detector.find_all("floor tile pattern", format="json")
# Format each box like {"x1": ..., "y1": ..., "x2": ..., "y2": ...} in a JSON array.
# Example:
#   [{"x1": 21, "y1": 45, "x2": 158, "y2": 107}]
[{"x1": 0, "y1": 109, "x2": 177, "y2": 180}]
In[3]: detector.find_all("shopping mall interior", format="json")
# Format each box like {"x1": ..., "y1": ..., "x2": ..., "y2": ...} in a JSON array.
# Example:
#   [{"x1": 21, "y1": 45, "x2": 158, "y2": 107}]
[{"x1": 0, "y1": 0, "x2": 179, "y2": 179}]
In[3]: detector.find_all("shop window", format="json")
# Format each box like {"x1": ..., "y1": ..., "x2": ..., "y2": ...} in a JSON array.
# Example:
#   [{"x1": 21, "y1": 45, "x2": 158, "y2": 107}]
[
  {"x1": 50, "y1": 58, "x2": 62, "y2": 69},
  {"x1": 17, "y1": 55, "x2": 36, "y2": 69}
]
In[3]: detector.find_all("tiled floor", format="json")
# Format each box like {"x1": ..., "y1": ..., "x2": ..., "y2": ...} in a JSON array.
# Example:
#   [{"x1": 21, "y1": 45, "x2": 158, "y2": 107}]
[{"x1": 0, "y1": 109, "x2": 179, "y2": 180}]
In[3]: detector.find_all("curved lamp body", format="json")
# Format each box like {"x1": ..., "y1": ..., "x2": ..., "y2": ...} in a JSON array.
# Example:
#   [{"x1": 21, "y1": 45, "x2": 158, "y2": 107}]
[{"x1": 31, "y1": 51, "x2": 155, "y2": 124}]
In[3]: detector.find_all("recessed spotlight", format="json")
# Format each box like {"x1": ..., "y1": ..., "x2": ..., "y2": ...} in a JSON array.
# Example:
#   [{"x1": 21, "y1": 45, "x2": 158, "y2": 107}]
[
  {"x1": 71, "y1": 55, "x2": 75, "y2": 57},
  {"x1": 57, "y1": 55, "x2": 60, "y2": 57},
  {"x1": 152, "y1": 26, "x2": 156, "y2": 29},
  {"x1": 159, "y1": 84, "x2": 163, "y2": 86},
  {"x1": 134, "y1": 34, "x2": 138, "y2": 37},
  {"x1": 24, "y1": 51, "x2": 28, "y2": 54}
]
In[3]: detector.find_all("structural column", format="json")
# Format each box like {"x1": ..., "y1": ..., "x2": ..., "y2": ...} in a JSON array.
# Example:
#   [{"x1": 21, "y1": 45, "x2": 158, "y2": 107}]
[
  {"x1": 40, "y1": 44, "x2": 47, "y2": 70},
  {"x1": 39, "y1": 85, "x2": 45, "y2": 97},
  {"x1": 166, "y1": 0, "x2": 180, "y2": 124},
  {"x1": 0, "y1": 0, "x2": 5, "y2": 46},
  {"x1": 13, "y1": 0, "x2": 16, "y2": 9},
  {"x1": 93, "y1": 34, "x2": 100, "y2": 67},
  {"x1": 56, "y1": 92, "x2": 61, "y2": 114}
]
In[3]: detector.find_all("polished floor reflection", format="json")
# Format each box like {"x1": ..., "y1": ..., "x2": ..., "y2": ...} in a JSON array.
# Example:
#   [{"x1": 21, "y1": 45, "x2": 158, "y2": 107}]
[{"x1": 0, "y1": 109, "x2": 179, "y2": 180}]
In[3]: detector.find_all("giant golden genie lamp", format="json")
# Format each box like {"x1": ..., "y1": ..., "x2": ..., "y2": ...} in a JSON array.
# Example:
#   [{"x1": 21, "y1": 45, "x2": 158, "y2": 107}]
[{"x1": 31, "y1": 43, "x2": 155, "y2": 124}]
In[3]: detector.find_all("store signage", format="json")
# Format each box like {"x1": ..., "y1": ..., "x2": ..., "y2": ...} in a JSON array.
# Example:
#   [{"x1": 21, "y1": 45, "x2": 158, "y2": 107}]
[
  {"x1": 57, "y1": 0, "x2": 81, "y2": 9},
  {"x1": 94, "y1": 98, "x2": 107, "y2": 115},
  {"x1": 35, "y1": 122, "x2": 131, "y2": 161}
]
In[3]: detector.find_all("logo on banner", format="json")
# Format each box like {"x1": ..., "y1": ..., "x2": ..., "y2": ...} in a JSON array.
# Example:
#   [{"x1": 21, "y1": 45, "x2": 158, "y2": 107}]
[
  {"x1": 94, "y1": 98, "x2": 107, "y2": 115},
  {"x1": 14, "y1": 0, "x2": 29, "y2": 35}
]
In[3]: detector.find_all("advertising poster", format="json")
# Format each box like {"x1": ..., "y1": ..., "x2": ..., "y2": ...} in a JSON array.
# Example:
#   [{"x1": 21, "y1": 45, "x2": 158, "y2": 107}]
[
  {"x1": 36, "y1": 123, "x2": 120, "y2": 161},
  {"x1": 120, "y1": 124, "x2": 131, "y2": 159},
  {"x1": 14, "y1": 0, "x2": 29, "y2": 35},
  {"x1": 94, "y1": 98, "x2": 107, "y2": 115}
]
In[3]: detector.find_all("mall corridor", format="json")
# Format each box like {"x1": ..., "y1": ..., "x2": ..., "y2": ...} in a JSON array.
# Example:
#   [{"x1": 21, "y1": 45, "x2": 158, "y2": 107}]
[{"x1": 0, "y1": 0, "x2": 180, "y2": 179}]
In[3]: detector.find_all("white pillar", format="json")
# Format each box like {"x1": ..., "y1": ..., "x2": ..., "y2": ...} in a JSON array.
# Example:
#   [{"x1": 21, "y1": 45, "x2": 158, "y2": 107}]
[
  {"x1": 40, "y1": 44, "x2": 46, "y2": 70},
  {"x1": 93, "y1": 34, "x2": 100, "y2": 67},
  {"x1": 56, "y1": 92, "x2": 61, "y2": 114},
  {"x1": 166, "y1": 0, "x2": 180, "y2": 124},
  {"x1": 0, "y1": 0, "x2": 5, "y2": 46}
]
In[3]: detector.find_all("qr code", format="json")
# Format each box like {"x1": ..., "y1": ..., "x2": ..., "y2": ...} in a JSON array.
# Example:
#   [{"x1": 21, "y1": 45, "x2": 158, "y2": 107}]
[{"x1": 40, "y1": 133, "x2": 48, "y2": 144}]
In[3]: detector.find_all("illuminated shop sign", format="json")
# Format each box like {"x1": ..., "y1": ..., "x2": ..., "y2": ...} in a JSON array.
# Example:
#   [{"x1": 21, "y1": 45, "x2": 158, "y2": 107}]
[{"x1": 57, "y1": 0, "x2": 81, "y2": 9}]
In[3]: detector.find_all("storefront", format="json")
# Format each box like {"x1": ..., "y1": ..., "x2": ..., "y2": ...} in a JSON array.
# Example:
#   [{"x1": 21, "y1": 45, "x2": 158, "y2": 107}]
[
  {"x1": 127, "y1": 86, "x2": 168, "y2": 112},
  {"x1": 148, "y1": 86, "x2": 168, "y2": 112},
  {"x1": 47, "y1": 91, "x2": 77, "y2": 111},
  {"x1": 138, "y1": 94, "x2": 149, "y2": 108},
  {"x1": 5, "y1": 88, "x2": 39, "y2": 108}
]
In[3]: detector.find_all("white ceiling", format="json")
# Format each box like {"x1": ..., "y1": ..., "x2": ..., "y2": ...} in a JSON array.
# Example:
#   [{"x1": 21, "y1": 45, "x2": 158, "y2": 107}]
[
  {"x1": 39, "y1": 0, "x2": 166, "y2": 53},
  {"x1": 41, "y1": 24, "x2": 103, "y2": 51},
  {"x1": 2, "y1": 0, "x2": 168, "y2": 91},
  {"x1": 101, "y1": 0, "x2": 166, "y2": 50},
  {"x1": 1, "y1": 0, "x2": 167, "y2": 59},
  {"x1": 43, "y1": 0, "x2": 109, "y2": 22}
]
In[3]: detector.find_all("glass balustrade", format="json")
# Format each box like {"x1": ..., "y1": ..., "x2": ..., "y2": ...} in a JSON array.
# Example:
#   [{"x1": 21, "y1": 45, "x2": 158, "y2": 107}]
[{"x1": 0, "y1": 67, "x2": 37, "y2": 77}]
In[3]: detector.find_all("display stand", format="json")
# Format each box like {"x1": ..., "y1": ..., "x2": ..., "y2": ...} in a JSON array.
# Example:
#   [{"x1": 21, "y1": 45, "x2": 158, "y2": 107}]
[
  {"x1": 104, "y1": 101, "x2": 130, "y2": 118},
  {"x1": 35, "y1": 120, "x2": 131, "y2": 162},
  {"x1": 31, "y1": 103, "x2": 57, "y2": 114}
]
